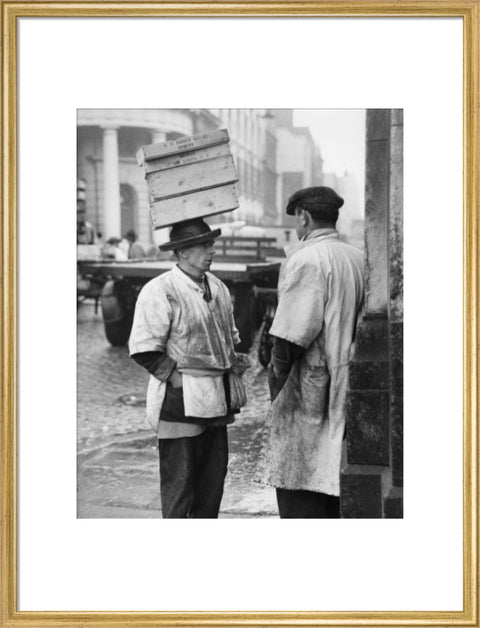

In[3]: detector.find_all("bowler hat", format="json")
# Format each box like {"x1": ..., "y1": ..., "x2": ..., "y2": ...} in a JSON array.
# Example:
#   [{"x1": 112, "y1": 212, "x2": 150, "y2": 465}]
[
  {"x1": 286, "y1": 186, "x2": 344, "y2": 215},
  {"x1": 159, "y1": 218, "x2": 222, "y2": 252}
]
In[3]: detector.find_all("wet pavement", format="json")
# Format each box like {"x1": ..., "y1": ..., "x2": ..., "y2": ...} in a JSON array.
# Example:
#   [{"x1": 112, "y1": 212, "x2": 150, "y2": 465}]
[{"x1": 77, "y1": 302, "x2": 278, "y2": 518}]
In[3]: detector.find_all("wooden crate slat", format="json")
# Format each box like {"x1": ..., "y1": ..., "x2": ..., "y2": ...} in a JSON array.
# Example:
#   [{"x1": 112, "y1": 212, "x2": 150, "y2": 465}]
[
  {"x1": 147, "y1": 154, "x2": 238, "y2": 201},
  {"x1": 142, "y1": 143, "x2": 231, "y2": 175},
  {"x1": 150, "y1": 184, "x2": 239, "y2": 229},
  {"x1": 137, "y1": 129, "x2": 229, "y2": 163}
]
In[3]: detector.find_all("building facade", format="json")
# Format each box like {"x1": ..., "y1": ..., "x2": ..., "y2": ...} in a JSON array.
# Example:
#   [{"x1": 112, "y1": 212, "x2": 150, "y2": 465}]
[
  {"x1": 209, "y1": 109, "x2": 276, "y2": 225},
  {"x1": 275, "y1": 109, "x2": 324, "y2": 229},
  {"x1": 77, "y1": 108, "x2": 323, "y2": 248},
  {"x1": 77, "y1": 109, "x2": 220, "y2": 247}
]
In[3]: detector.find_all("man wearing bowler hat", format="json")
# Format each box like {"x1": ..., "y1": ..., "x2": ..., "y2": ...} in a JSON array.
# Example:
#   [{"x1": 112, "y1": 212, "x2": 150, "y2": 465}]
[
  {"x1": 257, "y1": 186, "x2": 364, "y2": 518},
  {"x1": 129, "y1": 218, "x2": 249, "y2": 518}
]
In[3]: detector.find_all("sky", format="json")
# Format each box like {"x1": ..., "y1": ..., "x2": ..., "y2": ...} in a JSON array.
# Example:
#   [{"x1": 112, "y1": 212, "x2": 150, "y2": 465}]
[{"x1": 293, "y1": 108, "x2": 366, "y2": 187}]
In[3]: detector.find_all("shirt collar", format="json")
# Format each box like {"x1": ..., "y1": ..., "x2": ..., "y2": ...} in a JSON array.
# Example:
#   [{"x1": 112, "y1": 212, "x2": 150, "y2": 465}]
[
  {"x1": 302, "y1": 228, "x2": 338, "y2": 242},
  {"x1": 176, "y1": 264, "x2": 205, "y2": 285},
  {"x1": 172, "y1": 264, "x2": 203, "y2": 291},
  {"x1": 174, "y1": 265, "x2": 212, "y2": 302}
]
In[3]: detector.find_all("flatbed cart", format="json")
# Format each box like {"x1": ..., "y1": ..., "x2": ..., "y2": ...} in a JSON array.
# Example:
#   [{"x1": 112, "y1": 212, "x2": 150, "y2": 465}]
[{"x1": 77, "y1": 257, "x2": 281, "y2": 358}]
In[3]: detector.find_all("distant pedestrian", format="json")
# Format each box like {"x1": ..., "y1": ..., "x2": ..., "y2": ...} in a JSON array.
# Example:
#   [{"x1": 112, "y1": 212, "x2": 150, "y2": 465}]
[
  {"x1": 77, "y1": 202, "x2": 96, "y2": 245},
  {"x1": 125, "y1": 229, "x2": 145, "y2": 259},
  {"x1": 129, "y1": 218, "x2": 250, "y2": 518},
  {"x1": 257, "y1": 186, "x2": 364, "y2": 518},
  {"x1": 102, "y1": 237, "x2": 128, "y2": 261}
]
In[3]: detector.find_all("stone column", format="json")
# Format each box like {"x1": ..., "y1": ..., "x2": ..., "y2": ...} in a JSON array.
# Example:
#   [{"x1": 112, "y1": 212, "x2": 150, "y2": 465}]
[
  {"x1": 102, "y1": 125, "x2": 121, "y2": 239},
  {"x1": 384, "y1": 110, "x2": 404, "y2": 517},
  {"x1": 340, "y1": 109, "x2": 404, "y2": 518}
]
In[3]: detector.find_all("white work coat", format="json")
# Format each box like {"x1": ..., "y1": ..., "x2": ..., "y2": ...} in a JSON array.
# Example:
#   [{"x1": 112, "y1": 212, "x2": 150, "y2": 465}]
[
  {"x1": 257, "y1": 229, "x2": 364, "y2": 496},
  {"x1": 129, "y1": 265, "x2": 242, "y2": 434}
]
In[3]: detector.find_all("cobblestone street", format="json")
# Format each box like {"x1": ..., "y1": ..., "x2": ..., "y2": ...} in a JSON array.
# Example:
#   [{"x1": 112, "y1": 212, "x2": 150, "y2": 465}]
[{"x1": 77, "y1": 301, "x2": 278, "y2": 518}]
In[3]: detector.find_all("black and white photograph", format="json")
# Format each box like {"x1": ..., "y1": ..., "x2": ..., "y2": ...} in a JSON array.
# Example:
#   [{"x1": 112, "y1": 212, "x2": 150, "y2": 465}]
[
  {"x1": 4, "y1": 4, "x2": 476, "y2": 622},
  {"x1": 77, "y1": 108, "x2": 403, "y2": 519}
]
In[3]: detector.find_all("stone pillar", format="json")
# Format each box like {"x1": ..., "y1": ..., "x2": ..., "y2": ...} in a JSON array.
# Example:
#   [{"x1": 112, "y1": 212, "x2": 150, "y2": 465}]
[
  {"x1": 102, "y1": 125, "x2": 121, "y2": 239},
  {"x1": 364, "y1": 111, "x2": 389, "y2": 315},
  {"x1": 340, "y1": 109, "x2": 404, "y2": 518},
  {"x1": 385, "y1": 110, "x2": 404, "y2": 517}
]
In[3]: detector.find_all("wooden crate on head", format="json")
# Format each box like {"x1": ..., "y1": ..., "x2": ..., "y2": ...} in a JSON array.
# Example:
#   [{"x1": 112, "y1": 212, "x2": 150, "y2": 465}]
[
  {"x1": 136, "y1": 128, "x2": 240, "y2": 230},
  {"x1": 77, "y1": 127, "x2": 280, "y2": 358}
]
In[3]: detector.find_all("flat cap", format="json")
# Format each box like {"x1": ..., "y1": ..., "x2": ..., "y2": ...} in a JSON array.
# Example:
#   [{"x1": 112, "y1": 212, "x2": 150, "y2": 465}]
[{"x1": 286, "y1": 186, "x2": 344, "y2": 215}]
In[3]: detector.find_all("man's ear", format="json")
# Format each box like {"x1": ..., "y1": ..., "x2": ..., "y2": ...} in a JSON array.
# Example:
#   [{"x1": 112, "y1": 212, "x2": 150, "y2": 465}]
[{"x1": 301, "y1": 209, "x2": 310, "y2": 226}]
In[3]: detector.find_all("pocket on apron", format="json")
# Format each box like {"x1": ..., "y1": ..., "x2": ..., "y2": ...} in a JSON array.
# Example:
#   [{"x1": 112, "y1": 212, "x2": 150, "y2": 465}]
[{"x1": 296, "y1": 363, "x2": 330, "y2": 425}]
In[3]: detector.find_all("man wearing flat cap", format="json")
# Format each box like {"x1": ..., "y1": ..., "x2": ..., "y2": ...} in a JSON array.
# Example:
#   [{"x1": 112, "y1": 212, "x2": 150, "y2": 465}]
[
  {"x1": 129, "y1": 218, "x2": 249, "y2": 518},
  {"x1": 257, "y1": 186, "x2": 364, "y2": 518}
]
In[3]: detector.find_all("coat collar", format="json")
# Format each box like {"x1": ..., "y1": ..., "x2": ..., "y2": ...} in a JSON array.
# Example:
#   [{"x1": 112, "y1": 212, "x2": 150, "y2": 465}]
[{"x1": 284, "y1": 228, "x2": 338, "y2": 258}]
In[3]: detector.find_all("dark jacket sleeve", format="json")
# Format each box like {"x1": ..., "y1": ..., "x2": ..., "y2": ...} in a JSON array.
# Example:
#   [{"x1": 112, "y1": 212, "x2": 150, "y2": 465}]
[
  {"x1": 271, "y1": 336, "x2": 305, "y2": 373},
  {"x1": 131, "y1": 351, "x2": 177, "y2": 382}
]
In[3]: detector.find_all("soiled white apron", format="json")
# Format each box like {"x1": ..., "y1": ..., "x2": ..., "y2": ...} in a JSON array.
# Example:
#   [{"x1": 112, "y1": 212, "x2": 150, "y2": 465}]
[{"x1": 145, "y1": 371, "x2": 247, "y2": 432}]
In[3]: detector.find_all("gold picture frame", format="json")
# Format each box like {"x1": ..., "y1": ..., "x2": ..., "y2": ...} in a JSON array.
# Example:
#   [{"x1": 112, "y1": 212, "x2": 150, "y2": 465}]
[{"x1": 2, "y1": 2, "x2": 478, "y2": 626}]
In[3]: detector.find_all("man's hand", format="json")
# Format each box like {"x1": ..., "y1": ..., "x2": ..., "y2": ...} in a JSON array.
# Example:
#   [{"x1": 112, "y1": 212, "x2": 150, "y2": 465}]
[
  {"x1": 267, "y1": 363, "x2": 289, "y2": 402},
  {"x1": 168, "y1": 369, "x2": 183, "y2": 388},
  {"x1": 232, "y1": 352, "x2": 252, "y2": 376}
]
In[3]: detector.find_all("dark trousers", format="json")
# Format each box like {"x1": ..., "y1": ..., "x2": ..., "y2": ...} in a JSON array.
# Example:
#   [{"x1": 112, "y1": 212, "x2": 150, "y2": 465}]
[
  {"x1": 158, "y1": 426, "x2": 228, "y2": 518},
  {"x1": 276, "y1": 488, "x2": 340, "y2": 518}
]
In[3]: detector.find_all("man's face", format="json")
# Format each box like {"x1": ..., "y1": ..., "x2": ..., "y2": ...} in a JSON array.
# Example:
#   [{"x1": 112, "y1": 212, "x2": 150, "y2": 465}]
[
  {"x1": 295, "y1": 209, "x2": 308, "y2": 240},
  {"x1": 180, "y1": 240, "x2": 216, "y2": 275}
]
